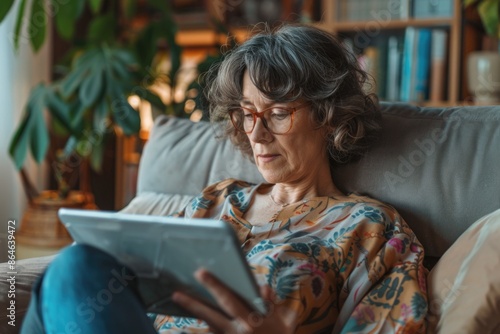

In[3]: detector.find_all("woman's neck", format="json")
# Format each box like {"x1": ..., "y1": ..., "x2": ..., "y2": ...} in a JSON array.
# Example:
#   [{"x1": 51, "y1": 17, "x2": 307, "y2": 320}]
[{"x1": 268, "y1": 167, "x2": 342, "y2": 206}]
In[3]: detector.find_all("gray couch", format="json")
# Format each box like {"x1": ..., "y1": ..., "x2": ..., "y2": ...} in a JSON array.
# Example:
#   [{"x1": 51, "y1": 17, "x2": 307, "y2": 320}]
[{"x1": 1, "y1": 102, "x2": 499, "y2": 333}]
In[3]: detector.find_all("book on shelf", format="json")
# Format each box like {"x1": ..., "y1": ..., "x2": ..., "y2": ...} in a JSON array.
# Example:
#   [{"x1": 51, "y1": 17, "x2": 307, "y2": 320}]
[
  {"x1": 386, "y1": 35, "x2": 403, "y2": 101},
  {"x1": 429, "y1": 29, "x2": 448, "y2": 102},
  {"x1": 399, "y1": 0, "x2": 411, "y2": 19},
  {"x1": 399, "y1": 27, "x2": 432, "y2": 102},
  {"x1": 354, "y1": 36, "x2": 393, "y2": 98},
  {"x1": 336, "y1": 0, "x2": 411, "y2": 21},
  {"x1": 413, "y1": 0, "x2": 454, "y2": 19},
  {"x1": 375, "y1": 37, "x2": 389, "y2": 99},
  {"x1": 360, "y1": 46, "x2": 379, "y2": 95},
  {"x1": 414, "y1": 28, "x2": 432, "y2": 102},
  {"x1": 400, "y1": 27, "x2": 417, "y2": 102}
]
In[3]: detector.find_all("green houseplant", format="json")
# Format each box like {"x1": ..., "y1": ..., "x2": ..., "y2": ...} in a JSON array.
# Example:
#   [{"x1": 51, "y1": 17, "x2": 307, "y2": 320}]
[
  {"x1": 464, "y1": 0, "x2": 500, "y2": 38},
  {"x1": 0, "y1": 0, "x2": 223, "y2": 199},
  {"x1": 0, "y1": 0, "x2": 228, "y2": 245}
]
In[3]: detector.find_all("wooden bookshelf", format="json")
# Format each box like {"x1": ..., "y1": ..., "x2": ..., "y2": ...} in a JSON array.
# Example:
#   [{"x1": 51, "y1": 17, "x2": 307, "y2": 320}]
[
  {"x1": 320, "y1": 0, "x2": 463, "y2": 106},
  {"x1": 328, "y1": 18, "x2": 456, "y2": 31}
]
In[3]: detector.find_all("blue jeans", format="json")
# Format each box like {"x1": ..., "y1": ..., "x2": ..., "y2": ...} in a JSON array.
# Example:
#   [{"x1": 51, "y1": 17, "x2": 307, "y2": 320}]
[{"x1": 21, "y1": 244, "x2": 157, "y2": 334}]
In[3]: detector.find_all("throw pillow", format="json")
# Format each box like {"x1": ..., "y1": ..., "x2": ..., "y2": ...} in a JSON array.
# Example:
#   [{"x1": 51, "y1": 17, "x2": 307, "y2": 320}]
[{"x1": 426, "y1": 208, "x2": 500, "y2": 333}]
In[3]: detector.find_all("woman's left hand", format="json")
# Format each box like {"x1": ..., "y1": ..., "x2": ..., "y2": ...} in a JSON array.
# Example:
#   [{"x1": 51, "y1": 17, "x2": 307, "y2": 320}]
[{"x1": 172, "y1": 269, "x2": 294, "y2": 334}]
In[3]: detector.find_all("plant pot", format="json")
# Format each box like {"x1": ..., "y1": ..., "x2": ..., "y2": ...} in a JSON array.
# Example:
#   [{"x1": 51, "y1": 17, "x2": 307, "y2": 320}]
[
  {"x1": 17, "y1": 190, "x2": 97, "y2": 248},
  {"x1": 467, "y1": 51, "x2": 500, "y2": 105}
]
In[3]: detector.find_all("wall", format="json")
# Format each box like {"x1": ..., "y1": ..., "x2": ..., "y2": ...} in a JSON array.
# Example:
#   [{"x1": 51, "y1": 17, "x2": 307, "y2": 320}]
[{"x1": 0, "y1": 3, "x2": 51, "y2": 262}]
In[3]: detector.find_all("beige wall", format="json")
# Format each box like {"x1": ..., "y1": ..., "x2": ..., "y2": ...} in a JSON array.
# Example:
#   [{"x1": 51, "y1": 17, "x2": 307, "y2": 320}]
[{"x1": 0, "y1": 3, "x2": 51, "y2": 262}]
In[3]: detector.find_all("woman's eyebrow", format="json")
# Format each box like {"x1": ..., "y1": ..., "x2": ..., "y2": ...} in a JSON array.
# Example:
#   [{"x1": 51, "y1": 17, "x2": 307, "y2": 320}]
[
  {"x1": 240, "y1": 99, "x2": 253, "y2": 106},
  {"x1": 240, "y1": 99, "x2": 282, "y2": 108}
]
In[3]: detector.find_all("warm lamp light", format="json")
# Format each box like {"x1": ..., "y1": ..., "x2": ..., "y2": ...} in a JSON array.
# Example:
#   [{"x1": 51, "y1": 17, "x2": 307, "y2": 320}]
[
  {"x1": 126, "y1": 95, "x2": 154, "y2": 139},
  {"x1": 190, "y1": 110, "x2": 203, "y2": 122}
]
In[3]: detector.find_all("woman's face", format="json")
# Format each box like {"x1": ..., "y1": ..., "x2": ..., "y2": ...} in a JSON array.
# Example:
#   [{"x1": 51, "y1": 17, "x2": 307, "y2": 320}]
[{"x1": 241, "y1": 71, "x2": 329, "y2": 185}]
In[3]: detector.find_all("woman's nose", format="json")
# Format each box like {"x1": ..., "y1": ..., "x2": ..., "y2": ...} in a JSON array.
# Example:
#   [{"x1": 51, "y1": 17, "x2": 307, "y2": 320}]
[{"x1": 248, "y1": 117, "x2": 273, "y2": 143}]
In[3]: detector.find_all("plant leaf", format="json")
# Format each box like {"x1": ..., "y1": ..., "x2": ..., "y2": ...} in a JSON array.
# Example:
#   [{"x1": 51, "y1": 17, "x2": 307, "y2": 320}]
[
  {"x1": 59, "y1": 48, "x2": 101, "y2": 99},
  {"x1": 75, "y1": 48, "x2": 100, "y2": 68},
  {"x1": 89, "y1": 0, "x2": 103, "y2": 14},
  {"x1": 9, "y1": 114, "x2": 32, "y2": 169},
  {"x1": 76, "y1": 138, "x2": 92, "y2": 157},
  {"x1": 63, "y1": 136, "x2": 78, "y2": 158},
  {"x1": 46, "y1": 90, "x2": 75, "y2": 134},
  {"x1": 93, "y1": 99, "x2": 109, "y2": 132},
  {"x1": 70, "y1": 103, "x2": 88, "y2": 131},
  {"x1": 478, "y1": 0, "x2": 500, "y2": 37},
  {"x1": 29, "y1": 0, "x2": 46, "y2": 51},
  {"x1": 9, "y1": 84, "x2": 47, "y2": 168},
  {"x1": 76, "y1": 0, "x2": 85, "y2": 18},
  {"x1": 26, "y1": 84, "x2": 48, "y2": 163},
  {"x1": 52, "y1": 0, "x2": 80, "y2": 40},
  {"x1": 79, "y1": 66, "x2": 104, "y2": 107},
  {"x1": 13, "y1": 0, "x2": 27, "y2": 50},
  {"x1": 147, "y1": 0, "x2": 170, "y2": 13},
  {"x1": 111, "y1": 95, "x2": 141, "y2": 135},
  {"x1": 30, "y1": 100, "x2": 50, "y2": 163},
  {"x1": 121, "y1": 0, "x2": 136, "y2": 19},
  {"x1": 141, "y1": 89, "x2": 166, "y2": 112},
  {"x1": 110, "y1": 59, "x2": 133, "y2": 81},
  {"x1": 157, "y1": 17, "x2": 181, "y2": 78},
  {"x1": 89, "y1": 136, "x2": 105, "y2": 172},
  {"x1": 111, "y1": 49, "x2": 137, "y2": 67},
  {"x1": 0, "y1": 0, "x2": 15, "y2": 23},
  {"x1": 106, "y1": 49, "x2": 137, "y2": 82},
  {"x1": 87, "y1": 14, "x2": 116, "y2": 44},
  {"x1": 134, "y1": 22, "x2": 159, "y2": 67},
  {"x1": 59, "y1": 65, "x2": 89, "y2": 99}
]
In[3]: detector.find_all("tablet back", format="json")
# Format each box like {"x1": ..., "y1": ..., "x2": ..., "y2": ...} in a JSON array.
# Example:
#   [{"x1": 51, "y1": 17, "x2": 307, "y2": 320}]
[{"x1": 58, "y1": 208, "x2": 266, "y2": 315}]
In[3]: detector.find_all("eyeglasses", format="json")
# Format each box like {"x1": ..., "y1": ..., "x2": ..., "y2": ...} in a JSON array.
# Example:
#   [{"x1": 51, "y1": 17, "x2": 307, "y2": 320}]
[{"x1": 228, "y1": 104, "x2": 307, "y2": 135}]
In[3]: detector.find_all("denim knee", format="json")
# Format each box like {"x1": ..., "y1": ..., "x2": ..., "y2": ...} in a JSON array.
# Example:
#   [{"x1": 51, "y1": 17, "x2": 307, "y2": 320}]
[
  {"x1": 39, "y1": 244, "x2": 143, "y2": 333},
  {"x1": 50, "y1": 244, "x2": 111, "y2": 272},
  {"x1": 43, "y1": 244, "x2": 137, "y2": 290}
]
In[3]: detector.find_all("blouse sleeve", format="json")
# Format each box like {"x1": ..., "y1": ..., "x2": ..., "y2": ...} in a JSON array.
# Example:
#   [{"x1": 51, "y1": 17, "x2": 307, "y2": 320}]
[
  {"x1": 337, "y1": 202, "x2": 428, "y2": 333},
  {"x1": 167, "y1": 178, "x2": 253, "y2": 219}
]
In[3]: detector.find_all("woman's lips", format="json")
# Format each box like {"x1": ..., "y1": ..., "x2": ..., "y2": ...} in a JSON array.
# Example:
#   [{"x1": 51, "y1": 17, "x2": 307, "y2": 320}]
[{"x1": 257, "y1": 154, "x2": 279, "y2": 163}]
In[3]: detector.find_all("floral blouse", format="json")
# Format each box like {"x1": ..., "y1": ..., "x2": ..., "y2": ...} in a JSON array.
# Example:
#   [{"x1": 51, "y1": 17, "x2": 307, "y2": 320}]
[{"x1": 151, "y1": 179, "x2": 428, "y2": 333}]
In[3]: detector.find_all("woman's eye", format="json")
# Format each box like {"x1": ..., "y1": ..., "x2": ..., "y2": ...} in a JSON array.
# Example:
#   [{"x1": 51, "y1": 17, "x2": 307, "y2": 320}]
[
  {"x1": 243, "y1": 113, "x2": 254, "y2": 119},
  {"x1": 271, "y1": 110, "x2": 290, "y2": 120}
]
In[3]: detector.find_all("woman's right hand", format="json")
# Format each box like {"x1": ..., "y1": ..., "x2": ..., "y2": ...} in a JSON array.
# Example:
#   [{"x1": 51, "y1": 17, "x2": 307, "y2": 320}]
[{"x1": 172, "y1": 269, "x2": 296, "y2": 334}]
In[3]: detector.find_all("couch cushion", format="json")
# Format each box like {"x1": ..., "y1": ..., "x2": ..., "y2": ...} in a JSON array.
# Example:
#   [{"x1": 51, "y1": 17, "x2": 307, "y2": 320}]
[
  {"x1": 120, "y1": 192, "x2": 193, "y2": 216},
  {"x1": 138, "y1": 116, "x2": 265, "y2": 196},
  {"x1": 426, "y1": 208, "x2": 500, "y2": 333},
  {"x1": 333, "y1": 102, "x2": 500, "y2": 257}
]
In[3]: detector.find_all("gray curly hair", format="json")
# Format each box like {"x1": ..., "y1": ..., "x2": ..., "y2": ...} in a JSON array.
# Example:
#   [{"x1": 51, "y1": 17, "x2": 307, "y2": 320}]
[{"x1": 206, "y1": 23, "x2": 381, "y2": 165}]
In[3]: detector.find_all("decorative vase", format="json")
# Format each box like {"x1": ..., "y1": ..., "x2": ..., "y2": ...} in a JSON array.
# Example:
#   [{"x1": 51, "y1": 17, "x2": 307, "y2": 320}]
[
  {"x1": 17, "y1": 190, "x2": 97, "y2": 247},
  {"x1": 467, "y1": 51, "x2": 500, "y2": 105}
]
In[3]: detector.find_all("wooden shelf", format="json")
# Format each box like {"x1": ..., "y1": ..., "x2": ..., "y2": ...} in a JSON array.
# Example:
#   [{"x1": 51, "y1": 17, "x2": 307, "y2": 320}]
[
  {"x1": 330, "y1": 18, "x2": 454, "y2": 32},
  {"x1": 321, "y1": 0, "x2": 463, "y2": 106},
  {"x1": 176, "y1": 28, "x2": 251, "y2": 47}
]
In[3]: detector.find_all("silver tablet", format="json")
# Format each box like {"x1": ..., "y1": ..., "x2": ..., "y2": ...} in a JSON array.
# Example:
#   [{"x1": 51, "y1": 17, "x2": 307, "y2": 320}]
[{"x1": 58, "y1": 208, "x2": 266, "y2": 317}]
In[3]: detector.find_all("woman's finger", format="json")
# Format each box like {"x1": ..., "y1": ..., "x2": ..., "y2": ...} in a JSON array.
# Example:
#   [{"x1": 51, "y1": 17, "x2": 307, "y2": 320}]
[
  {"x1": 172, "y1": 291, "x2": 231, "y2": 334},
  {"x1": 194, "y1": 268, "x2": 257, "y2": 325}
]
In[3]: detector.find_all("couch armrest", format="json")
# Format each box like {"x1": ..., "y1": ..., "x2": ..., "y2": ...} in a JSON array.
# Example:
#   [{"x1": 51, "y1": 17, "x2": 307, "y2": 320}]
[{"x1": 0, "y1": 255, "x2": 56, "y2": 333}]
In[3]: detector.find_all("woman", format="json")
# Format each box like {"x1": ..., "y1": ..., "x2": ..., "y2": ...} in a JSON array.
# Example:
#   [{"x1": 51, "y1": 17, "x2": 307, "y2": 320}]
[{"x1": 21, "y1": 24, "x2": 427, "y2": 334}]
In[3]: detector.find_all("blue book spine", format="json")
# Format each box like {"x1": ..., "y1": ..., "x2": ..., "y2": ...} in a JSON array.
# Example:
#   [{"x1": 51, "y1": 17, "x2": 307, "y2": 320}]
[
  {"x1": 414, "y1": 29, "x2": 432, "y2": 102},
  {"x1": 400, "y1": 27, "x2": 416, "y2": 102}
]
